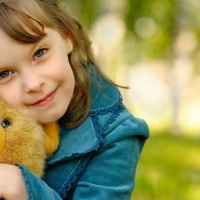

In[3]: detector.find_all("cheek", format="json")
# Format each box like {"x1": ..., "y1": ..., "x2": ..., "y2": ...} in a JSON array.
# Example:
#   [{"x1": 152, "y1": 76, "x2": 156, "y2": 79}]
[
  {"x1": 61, "y1": 65, "x2": 75, "y2": 94},
  {"x1": 0, "y1": 85, "x2": 13, "y2": 100},
  {"x1": 0, "y1": 90, "x2": 22, "y2": 110},
  {"x1": 51, "y1": 56, "x2": 74, "y2": 84},
  {"x1": 47, "y1": 52, "x2": 71, "y2": 74},
  {"x1": 0, "y1": 80, "x2": 25, "y2": 111}
]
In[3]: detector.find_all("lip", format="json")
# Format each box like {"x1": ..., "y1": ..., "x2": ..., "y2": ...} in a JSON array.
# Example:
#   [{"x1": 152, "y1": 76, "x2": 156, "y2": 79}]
[{"x1": 31, "y1": 89, "x2": 57, "y2": 107}]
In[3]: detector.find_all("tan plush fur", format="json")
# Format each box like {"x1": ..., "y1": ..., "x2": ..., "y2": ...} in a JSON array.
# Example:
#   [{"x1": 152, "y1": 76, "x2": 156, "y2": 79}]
[{"x1": 0, "y1": 99, "x2": 46, "y2": 178}]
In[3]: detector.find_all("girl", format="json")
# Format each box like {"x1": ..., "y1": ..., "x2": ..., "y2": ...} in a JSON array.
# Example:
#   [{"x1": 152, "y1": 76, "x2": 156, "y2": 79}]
[{"x1": 0, "y1": 0, "x2": 149, "y2": 199}]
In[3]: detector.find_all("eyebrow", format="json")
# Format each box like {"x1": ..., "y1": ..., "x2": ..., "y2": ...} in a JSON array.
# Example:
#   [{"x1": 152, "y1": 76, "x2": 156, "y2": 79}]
[
  {"x1": 31, "y1": 33, "x2": 48, "y2": 47},
  {"x1": 23, "y1": 34, "x2": 50, "y2": 60},
  {"x1": 0, "y1": 34, "x2": 48, "y2": 68}
]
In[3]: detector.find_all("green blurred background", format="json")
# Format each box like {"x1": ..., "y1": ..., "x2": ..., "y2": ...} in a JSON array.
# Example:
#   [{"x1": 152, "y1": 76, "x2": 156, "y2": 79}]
[{"x1": 62, "y1": 0, "x2": 200, "y2": 199}]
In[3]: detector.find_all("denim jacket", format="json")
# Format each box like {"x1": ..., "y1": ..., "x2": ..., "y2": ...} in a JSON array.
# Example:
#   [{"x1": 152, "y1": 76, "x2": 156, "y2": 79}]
[{"x1": 17, "y1": 66, "x2": 149, "y2": 200}]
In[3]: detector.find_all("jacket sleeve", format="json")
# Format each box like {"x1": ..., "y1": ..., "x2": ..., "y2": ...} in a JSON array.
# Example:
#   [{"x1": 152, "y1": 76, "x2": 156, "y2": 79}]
[
  {"x1": 73, "y1": 113, "x2": 149, "y2": 200},
  {"x1": 16, "y1": 164, "x2": 62, "y2": 200}
]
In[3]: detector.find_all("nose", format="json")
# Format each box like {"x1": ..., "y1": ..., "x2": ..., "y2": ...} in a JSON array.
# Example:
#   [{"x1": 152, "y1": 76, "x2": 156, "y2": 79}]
[{"x1": 22, "y1": 71, "x2": 45, "y2": 93}]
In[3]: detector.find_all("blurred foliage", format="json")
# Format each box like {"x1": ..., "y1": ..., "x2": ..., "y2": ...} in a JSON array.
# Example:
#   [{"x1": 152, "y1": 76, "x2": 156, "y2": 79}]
[
  {"x1": 60, "y1": 0, "x2": 102, "y2": 29},
  {"x1": 131, "y1": 134, "x2": 200, "y2": 200},
  {"x1": 61, "y1": 0, "x2": 200, "y2": 64},
  {"x1": 124, "y1": 0, "x2": 177, "y2": 60}
]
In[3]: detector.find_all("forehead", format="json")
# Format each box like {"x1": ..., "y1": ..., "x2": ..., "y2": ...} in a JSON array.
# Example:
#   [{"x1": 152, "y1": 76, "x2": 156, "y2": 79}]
[
  {"x1": 0, "y1": 29, "x2": 19, "y2": 59},
  {"x1": 0, "y1": 28, "x2": 17, "y2": 44},
  {"x1": 0, "y1": 29, "x2": 27, "y2": 67}
]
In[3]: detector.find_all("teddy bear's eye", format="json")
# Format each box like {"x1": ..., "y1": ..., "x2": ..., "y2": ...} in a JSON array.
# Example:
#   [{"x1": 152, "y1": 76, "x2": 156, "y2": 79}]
[{"x1": 1, "y1": 119, "x2": 11, "y2": 128}]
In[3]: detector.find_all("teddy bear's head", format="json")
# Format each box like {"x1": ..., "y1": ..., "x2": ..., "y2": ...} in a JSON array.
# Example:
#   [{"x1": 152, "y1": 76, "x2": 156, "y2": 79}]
[{"x1": 0, "y1": 98, "x2": 47, "y2": 177}]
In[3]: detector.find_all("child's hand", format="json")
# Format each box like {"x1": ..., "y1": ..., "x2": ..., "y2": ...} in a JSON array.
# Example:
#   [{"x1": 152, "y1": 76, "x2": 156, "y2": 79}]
[{"x1": 0, "y1": 164, "x2": 28, "y2": 200}]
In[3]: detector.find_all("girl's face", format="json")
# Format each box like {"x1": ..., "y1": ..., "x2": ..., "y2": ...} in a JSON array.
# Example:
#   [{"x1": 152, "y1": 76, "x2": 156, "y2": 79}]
[{"x1": 0, "y1": 28, "x2": 75, "y2": 124}]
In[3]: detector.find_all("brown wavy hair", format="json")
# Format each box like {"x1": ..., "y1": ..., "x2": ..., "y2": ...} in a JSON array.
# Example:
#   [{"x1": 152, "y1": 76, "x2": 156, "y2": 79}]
[{"x1": 0, "y1": 0, "x2": 104, "y2": 128}]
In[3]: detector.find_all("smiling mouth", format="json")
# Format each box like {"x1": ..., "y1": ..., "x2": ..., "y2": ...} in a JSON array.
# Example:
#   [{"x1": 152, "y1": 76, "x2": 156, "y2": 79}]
[{"x1": 32, "y1": 89, "x2": 57, "y2": 107}]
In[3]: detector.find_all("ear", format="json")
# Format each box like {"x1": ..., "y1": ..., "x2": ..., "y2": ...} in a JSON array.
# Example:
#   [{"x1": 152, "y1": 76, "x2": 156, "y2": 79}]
[{"x1": 65, "y1": 36, "x2": 73, "y2": 54}]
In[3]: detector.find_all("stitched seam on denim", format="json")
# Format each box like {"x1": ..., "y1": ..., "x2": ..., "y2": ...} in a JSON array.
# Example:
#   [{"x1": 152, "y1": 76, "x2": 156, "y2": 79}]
[
  {"x1": 58, "y1": 157, "x2": 82, "y2": 197},
  {"x1": 100, "y1": 102, "x2": 124, "y2": 136},
  {"x1": 90, "y1": 101, "x2": 124, "y2": 136},
  {"x1": 89, "y1": 99, "x2": 124, "y2": 154},
  {"x1": 58, "y1": 154, "x2": 92, "y2": 199},
  {"x1": 90, "y1": 92, "x2": 122, "y2": 112},
  {"x1": 89, "y1": 94, "x2": 122, "y2": 116}
]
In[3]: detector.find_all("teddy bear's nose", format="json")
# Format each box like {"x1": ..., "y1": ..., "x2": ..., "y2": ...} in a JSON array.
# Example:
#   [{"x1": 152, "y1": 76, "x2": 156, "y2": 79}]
[{"x1": 1, "y1": 119, "x2": 11, "y2": 128}]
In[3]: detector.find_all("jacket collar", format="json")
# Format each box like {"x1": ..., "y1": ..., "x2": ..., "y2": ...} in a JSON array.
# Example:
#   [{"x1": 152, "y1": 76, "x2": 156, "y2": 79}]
[
  {"x1": 47, "y1": 65, "x2": 120, "y2": 164},
  {"x1": 90, "y1": 64, "x2": 119, "y2": 111}
]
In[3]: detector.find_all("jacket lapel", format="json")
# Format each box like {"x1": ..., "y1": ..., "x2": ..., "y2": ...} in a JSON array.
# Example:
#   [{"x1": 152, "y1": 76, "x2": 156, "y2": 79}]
[{"x1": 47, "y1": 117, "x2": 98, "y2": 164}]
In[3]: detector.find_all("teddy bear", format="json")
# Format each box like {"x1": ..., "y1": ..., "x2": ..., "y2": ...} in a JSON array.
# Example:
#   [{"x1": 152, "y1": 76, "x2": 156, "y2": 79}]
[{"x1": 0, "y1": 98, "x2": 59, "y2": 178}]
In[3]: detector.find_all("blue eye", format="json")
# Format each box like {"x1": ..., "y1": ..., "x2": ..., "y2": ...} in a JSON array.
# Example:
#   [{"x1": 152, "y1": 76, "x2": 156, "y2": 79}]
[
  {"x1": 0, "y1": 70, "x2": 12, "y2": 79},
  {"x1": 34, "y1": 49, "x2": 46, "y2": 59}
]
